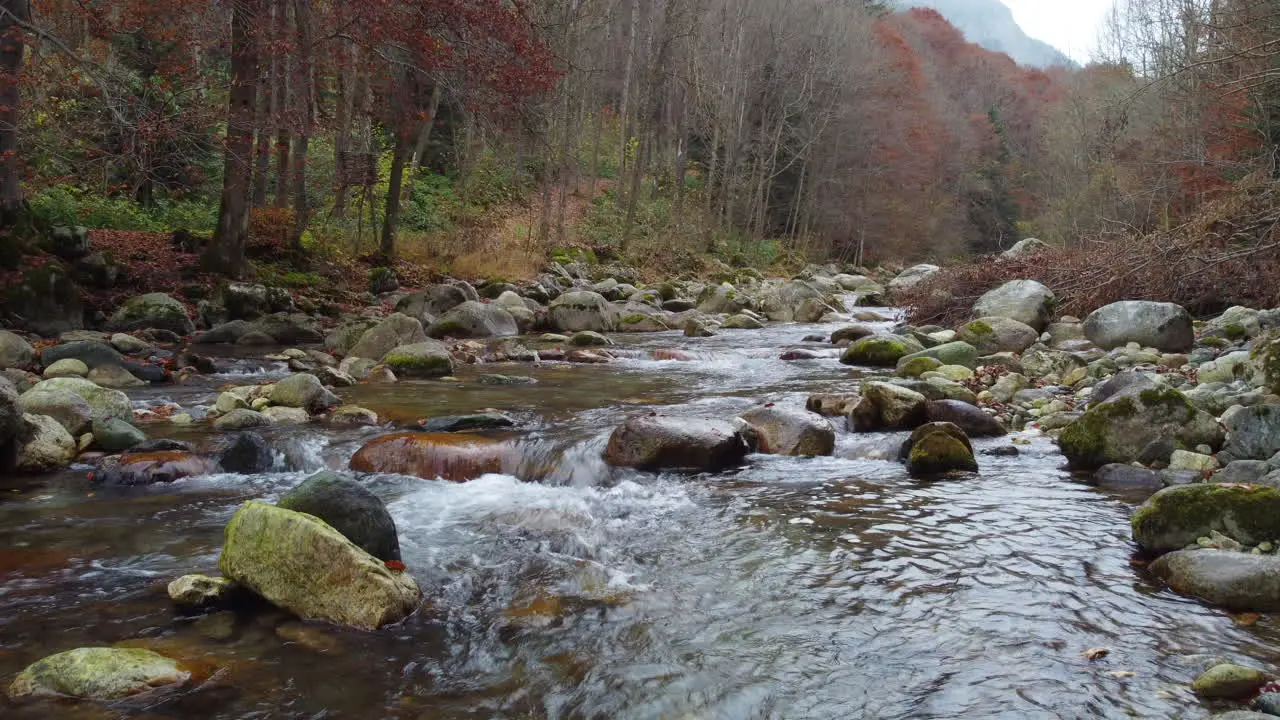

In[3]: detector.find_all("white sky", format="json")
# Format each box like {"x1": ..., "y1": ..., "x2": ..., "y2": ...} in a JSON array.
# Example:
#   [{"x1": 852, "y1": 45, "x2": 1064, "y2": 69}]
[{"x1": 1003, "y1": 0, "x2": 1114, "y2": 64}]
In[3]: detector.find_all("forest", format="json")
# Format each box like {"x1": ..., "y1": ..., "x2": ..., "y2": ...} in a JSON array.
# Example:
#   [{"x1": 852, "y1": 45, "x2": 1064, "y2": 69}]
[{"x1": 0, "y1": 0, "x2": 1273, "y2": 286}]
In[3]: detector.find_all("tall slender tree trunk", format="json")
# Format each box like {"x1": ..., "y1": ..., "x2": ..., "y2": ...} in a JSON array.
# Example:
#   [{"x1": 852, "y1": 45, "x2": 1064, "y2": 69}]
[
  {"x1": 206, "y1": 0, "x2": 260, "y2": 277},
  {"x1": 0, "y1": 0, "x2": 29, "y2": 229},
  {"x1": 379, "y1": 129, "x2": 410, "y2": 260},
  {"x1": 251, "y1": 0, "x2": 276, "y2": 207},
  {"x1": 409, "y1": 84, "x2": 442, "y2": 175},
  {"x1": 272, "y1": 0, "x2": 291, "y2": 208},
  {"x1": 289, "y1": 0, "x2": 313, "y2": 250}
]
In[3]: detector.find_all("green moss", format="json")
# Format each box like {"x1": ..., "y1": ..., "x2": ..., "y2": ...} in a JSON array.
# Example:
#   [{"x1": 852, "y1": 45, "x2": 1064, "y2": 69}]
[
  {"x1": 899, "y1": 356, "x2": 943, "y2": 378},
  {"x1": 1058, "y1": 396, "x2": 1138, "y2": 469},
  {"x1": 8, "y1": 647, "x2": 188, "y2": 700},
  {"x1": 842, "y1": 337, "x2": 908, "y2": 367},
  {"x1": 621, "y1": 314, "x2": 647, "y2": 324},
  {"x1": 965, "y1": 320, "x2": 994, "y2": 336},
  {"x1": 1132, "y1": 483, "x2": 1280, "y2": 551},
  {"x1": 1224, "y1": 323, "x2": 1247, "y2": 340},
  {"x1": 383, "y1": 352, "x2": 452, "y2": 377},
  {"x1": 1201, "y1": 337, "x2": 1230, "y2": 349}
]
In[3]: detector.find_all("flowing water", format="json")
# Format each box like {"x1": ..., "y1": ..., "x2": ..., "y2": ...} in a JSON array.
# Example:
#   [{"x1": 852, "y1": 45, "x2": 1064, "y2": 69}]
[{"x1": 0, "y1": 308, "x2": 1275, "y2": 719}]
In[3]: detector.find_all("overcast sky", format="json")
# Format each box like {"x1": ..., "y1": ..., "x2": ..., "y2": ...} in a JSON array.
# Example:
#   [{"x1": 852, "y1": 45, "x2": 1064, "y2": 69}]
[{"x1": 1003, "y1": 0, "x2": 1114, "y2": 63}]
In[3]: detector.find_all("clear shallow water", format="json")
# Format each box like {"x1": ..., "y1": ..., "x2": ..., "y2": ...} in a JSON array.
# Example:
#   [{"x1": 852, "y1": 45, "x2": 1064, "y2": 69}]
[{"x1": 0, "y1": 309, "x2": 1274, "y2": 719}]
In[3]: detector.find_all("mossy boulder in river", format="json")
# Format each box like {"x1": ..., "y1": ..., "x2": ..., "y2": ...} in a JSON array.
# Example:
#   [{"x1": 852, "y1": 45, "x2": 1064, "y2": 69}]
[
  {"x1": 549, "y1": 291, "x2": 617, "y2": 332},
  {"x1": 840, "y1": 334, "x2": 924, "y2": 367},
  {"x1": 278, "y1": 471, "x2": 401, "y2": 562},
  {"x1": 217, "y1": 501, "x2": 421, "y2": 630},
  {"x1": 350, "y1": 432, "x2": 506, "y2": 481},
  {"x1": 896, "y1": 341, "x2": 979, "y2": 370},
  {"x1": 1190, "y1": 663, "x2": 1270, "y2": 699},
  {"x1": 23, "y1": 377, "x2": 131, "y2": 424},
  {"x1": 1058, "y1": 384, "x2": 1223, "y2": 470},
  {"x1": 738, "y1": 405, "x2": 835, "y2": 457},
  {"x1": 381, "y1": 340, "x2": 454, "y2": 378},
  {"x1": 1151, "y1": 549, "x2": 1280, "y2": 612},
  {"x1": 604, "y1": 416, "x2": 751, "y2": 472},
  {"x1": 268, "y1": 373, "x2": 339, "y2": 413},
  {"x1": 1131, "y1": 484, "x2": 1280, "y2": 552},
  {"x1": 956, "y1": 317, "x2": 1038, "y2": 354},
  {"x1": 106, "y1": 293, "x2": 194, "y2": 335},
  {"x1": 901, "y1": 422, "x2": 977, "y2": 477},
  {"x1": 848, "y1": 381, "x2": 927, "y2": 431},
  {"x1": 426, "y1": 301, "x2": 518, "y2": 339},
  {"x1": 7, "y1": 647, "x2": 189, "y2": 700}
]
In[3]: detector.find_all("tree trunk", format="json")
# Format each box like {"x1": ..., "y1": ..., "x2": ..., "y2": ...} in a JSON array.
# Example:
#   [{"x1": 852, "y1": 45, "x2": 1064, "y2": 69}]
[
  {"x1": 272, "y1": 0, "x2": 291, "y2": 208},
  {"x1": 205, "y1": 0, "x2": 260, "y2": 277},
  {"x1": 0, "y1": 0, "x2": 29, "y2": 229},
  {"x1": 289, "y1": 0, "x2": 313, "y2": 250},
  {"x1": 409, "y1": 84, "x2": 442, "y2": 175},
  {"x1": 332, "y1": 48, "x2": 358, "y2": 219},
  {"x1": 251, "y1": 0, "x2": 276, "y2": 207},
  {"x1": 380, "y1": 127, "x2": 410, "y2": 261}
]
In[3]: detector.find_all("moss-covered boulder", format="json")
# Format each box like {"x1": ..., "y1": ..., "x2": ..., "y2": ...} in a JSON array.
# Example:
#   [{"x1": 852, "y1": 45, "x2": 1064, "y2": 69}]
[
  {"x1": 956, "y1": 317, "x2": 1038, "y2": 354},
  {"x1": 167, "y1": 574, "x2": 236, "y2": 609},
  {"x1": 22, "y1": 377, "x2": 130, "y2": 424},
  {"x1": 1252, "y1": 333, "x2": 1280, "y2": 395},
  {"x1": 268, "y1": 373, "x2": 340, "y2": 413},
  {"x1": 604, "y1": 416, "x2": 751, "y2": 472},
  {"x1": 349, "y1": 432, "x2": 506, "y2": 481},
  {"x1": 1191, "y1": 663, "x2": 1270, "y2": 699},
  {"x1": 848, "y1": 381, "x2": 928, "y2": 431},
  {"x1": 549, "y1": 291, "x2": 617, "y2": 332},
  {"x1": 738, "y1": 406, "x2": 835, "y2": 457},
  {"x1": 897, "y1": 341, "x2": 979, "y2": 370},
  {"x1": 217, "y1": 501, "x2": 421, "y2": 630},
  {"x1": 18, "y1": 388, "x2": 92, "y2": 435},
  {"x1": 840, "y1": 334, "x2": 924, "y2": 367},
  {"x1": 1058, "y1": 384, "x2": 1224, "y2": 470},
  {"x1": 278, "y1": 471, "x2": 401, "y2": 562},
  {"x1": 346, "y1": 313, "x2": 427, "y2": 362},
  {"x1": 902, "y1": 422, "x2": 977, "y2": 477},
  {"x1": 7, "y1": 647, "x2": 189, "y2": 700},
  {"x1": 381, "y1": 341, "x2": 455, "y2": 378},
  {"x1": 898, "y1": 356, "x2": 943, "y2": 378},
  {"x1": 1132, "y1": 483, "x2": 1280, "y2": 552},
  {"x1": 1151, "y1": 549, "x2": 1280, "y2": 612},
  {"x1": 106, "y1": 293, "x2": 194, "y2": 335}
]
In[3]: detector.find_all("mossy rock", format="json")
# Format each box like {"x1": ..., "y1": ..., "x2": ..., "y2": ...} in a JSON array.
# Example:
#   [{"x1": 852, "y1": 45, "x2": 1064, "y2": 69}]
[
  {"x1": 903, "y1": 422, "x2": 977, "y2": 477},
  {"x1": 381, "y1": 341, "x2": 454, "y2": 378},
  {"x1": 840, "y1": 335, "x2": 921, "y2": 367},
  {"x1": 8, "y1": 647, "x2": 189, "y2": 700},
  {"x1": 897, "y1": 341, "x2": 979, "y2": 370},
  {"x1": 1058, "y1": 384, "x2": 1223, "y2": 470},
  {"x1": 1132, "y1": 483, "x2": 1280, "y2": 552},
  {"x1": 899, "y1": 356, "x2": 943, "y2": 378}
]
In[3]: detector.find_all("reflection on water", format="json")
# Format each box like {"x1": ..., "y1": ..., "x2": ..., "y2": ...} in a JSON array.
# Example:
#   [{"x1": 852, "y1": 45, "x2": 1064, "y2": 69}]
[{"x1": 0, "y1": 311, "x2": 1272, "y2": 719}]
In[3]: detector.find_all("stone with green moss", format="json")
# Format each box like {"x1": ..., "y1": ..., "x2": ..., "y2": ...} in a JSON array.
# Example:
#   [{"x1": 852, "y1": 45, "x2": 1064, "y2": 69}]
[
  {"x1": 897, "y1": 341, "x2": 979, "y2": 370},
  {"x1": 956, "y1": 316, "x2": 1038, "y2": 354},
  {"x1": 904, "y1": 422, "x2": 978, "y2": 477},
  {"x1": 722, "y1": 314, "x2": 765, "y2": 330},
  {"x1": 898, "y1": 356, "x2": 943, "y2": 378},
  {"x1": 1190, "y1": 663, "x2": 1270, "y2": 699},
  {"x1": 1059, "y1": 383, "x2": 1222, "y2": 470},
  {"x1": 106, "y1": 293, "x2": 194, "y2": 335},
  {"x1": 840, "y1": 334, "x2": 923, "y2": 367},
  {"x1": 1132, "y1": 483, "x2": 1280, "y2": 552},
  {"x1": 8, "y1": 647, "x2": 189, "y2": 700},
  {"x1": 218, "y1": 501, "x2": 421, "y2": 630},
  {"x1": 571, "y1": 331, "x2": 614, "y2": 347},
  {"x1": 381, "y1": 341, "x2": 455, "y2": 378}
]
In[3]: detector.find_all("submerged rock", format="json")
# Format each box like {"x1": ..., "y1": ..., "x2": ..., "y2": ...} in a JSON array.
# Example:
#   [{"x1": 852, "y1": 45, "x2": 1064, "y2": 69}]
[
  {"x1": 217, "y1": 501, "x2": 420, "y2": 630},
  {"x1": 278, "y1": 471, "x2": 401, "y2": 562},
  {"x1": 417, "y1": 413, "x2": 516, "y2": 432},
  {"x1": 350, "y1": 432, "x2": 506, "y2": 481},
  {"x1": 738, "y1": 406, "x2": 835, "y2": 457},
  {"x1": 168, "y1": 574, "x2": 236, "y2": 609},
  {"x1": 604, "y1": 416, "x2": 751, "y2": 472},
  {"x1": 1152, "y1": 549, "x2": 1280, "y2": 612},
  {"x1": 1131, "y1": 483, "x2": 1280, "y2": 552},
  {"x1": 7, "y1": 647, "x2": 189, "y2": 700},
  {"x1": 219, "y1": 432, "x2": 274, "y2": 474},
  {"x1": 93, "y1": 451, "x2": 220, "y2": 485}
]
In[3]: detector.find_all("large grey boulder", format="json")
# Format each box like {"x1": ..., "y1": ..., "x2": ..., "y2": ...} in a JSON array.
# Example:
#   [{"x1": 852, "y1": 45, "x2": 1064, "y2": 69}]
[
  {"x1": 0, "y1": 330, "x2": 35, "y2": 369},
  {"x1": 17, "y1": 413, "x2": 75, "y2": 473},
  {"x1": 972, "y1": 280, "x2": 1055, "y2": 331},
  {"x1": 888, "y1": 264, "x2": 940, "y2": 296},
  {"x1": 346, "y1": 313, "x2": 427, "y2": 361},
  {"x1": 1001, "y1": 238, "x2": 1050, "y2": 258},
  {"x1": 269, "y1": 373, "x2": 340, "y2": 413},
  {"x1": 956, "y1": 317, "x2": 1038, "y2": 354},
  {"x1": 106, "y1": 293, "x2": 194, "y2": 335},
  {"x1": 394, "y1": 283, "x2": 472, "y2": 323},
  {"x1": 22, "y1": 377, "x2": 131, "y2": 424},
  {"x1": 0, "y1": 377, "x2": 28, "y2": 471},
  {"x1": 738, "y1": 406, "x2": 835, "y2": 457},
  {"x1": 381, "y1": 340, "x2": 455, "y2": 378},
  {"x1": 697, "y1": 283, "x2": 752, "y2": 315},
  {"x1": 427, "y1": 301, "x2": 518, "y2": 339},
  {"x1": 604, "y1": 416, "x2": 751, "y2": 472},
  {"x1": 278, "y1": 471, "x2": 401, "y2": 562},
  {"x1": 1221, "y1": 405, "x2": 1280, "y2": 462},
  {"x1": 1083, "y1": 301, "x2": 1194, "y2": 352},
  {"x1": 848, "y1": 381, "x2": 928, "y2": 431},
  {"x1": 549, "y1": 291, "x2": 617, "y2": 332},
  {"x1": 1151, "y1": 549, "x2": 1280, "y2": 612}
]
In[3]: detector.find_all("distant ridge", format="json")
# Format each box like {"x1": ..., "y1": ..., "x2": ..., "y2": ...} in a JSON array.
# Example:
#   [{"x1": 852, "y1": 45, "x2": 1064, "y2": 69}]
[{"x1": 897, "y1": 0, "x2": 1076, "y2": 68}]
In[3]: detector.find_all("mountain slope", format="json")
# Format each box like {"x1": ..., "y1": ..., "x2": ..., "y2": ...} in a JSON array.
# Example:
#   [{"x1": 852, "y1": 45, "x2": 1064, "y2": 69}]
[{"x1": 898, "y1": 0, "x2": 1074, "y2": 68}]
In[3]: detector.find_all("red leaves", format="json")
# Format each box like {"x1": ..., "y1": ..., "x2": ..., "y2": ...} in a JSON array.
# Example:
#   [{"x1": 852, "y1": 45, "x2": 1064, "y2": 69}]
[{"x1": 384, "y1": 560, "x2": 406, "y2": 572}]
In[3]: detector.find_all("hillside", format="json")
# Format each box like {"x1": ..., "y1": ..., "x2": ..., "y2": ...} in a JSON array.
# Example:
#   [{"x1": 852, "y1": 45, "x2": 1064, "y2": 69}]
[{"x1": 900, "y1": 0, "x2": 1074, "y2": 67}]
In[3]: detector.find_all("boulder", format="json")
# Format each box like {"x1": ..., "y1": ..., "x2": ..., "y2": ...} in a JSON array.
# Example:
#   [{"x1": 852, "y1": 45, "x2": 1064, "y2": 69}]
[
  {"x1": 350, "y1": 432, "x2": 506, "y2": 481},
  {"x1": 1132, "y1": 483, "x2": 1280, "y2": 552},
  {"x1": 697, "y1": 283, "x2": 751, "y2": 315},
  {"x1": 956, "y1": 317, "x2": 1038, "y2": 354},
  {"x1": 848, "y1": 382, "x2": 928, "y2": 431},
  {"x1": 5, "y1": 262, "x2": 84, "y2": 336},
  {"x1": 92, "y1": 417, "x2": 146, "y2": 452},
  {"x1": 0, "y1": 377, "x2": 21, "y2": 471},
  {"x1": 840, "y1": 334, "x2": 925, "y2": 367},
  {"x1": 684, "y1": 319, "x2": 715, "y2": 338},
  {"x1": 571, "y1": 330, "x2": 614, "y2": 347},
  {"x1": 40, "y1": 340, "x2": 126, "y2": 370},
  {"x1": 1190, "y1": 663, "x2": 1270, "y2": 699},
  {"x1": 347, "y1": 313, "x2": 427, "y2": 361},
  {"x1": 219, "y1": 432, "x2": 274, "y2": 474},
  {"x1": 217, "y1": 501, "x2": 420, "y2": 630},
  {"x1": 1091, "y1": 464, "x2": 1164, "y2": 491},
  {"x1": 213, "y1": 408, "x2": 271, "y2": 430},
  {"x1": 221, "y1": 282, "x2": 272, "y2": 319},
  {"x1": 43, "y1": 358, "x2": 88, "y2": 379},
  {"x1": 0, "y1": 330, "x2": 35, "y2": 369},
  {"x1": 168, "y1": 574, "x2": 236, "y2": 609},
  {"x1": 278, "y1": 471, "x2": 401, "y2": 562},
  {"x1": 109, "y1": 333, "x2": 150, "y2": 355},
  {"x1": 738, "y1": 406, "x2": 835, "y2": 456},
  {"x1": 1152, "y1": 549, "x2": 1280, "y2": 612},
  {"x1": 18, "y1": 388, "x2": 92, "y2": 435},
  {"x1": 1058, "y1": 384, "x2": 1223, "y2": 470},
  {"x1": 381, "y1": 340, "x2": 455, "y2": 378},
  {"x1": 722, "y1": 314, "x2": 765, "y2": 330},
  {"x1": 269, "y1": 373, "x2": 340, "y2": 413},
  {"x1": 1222, "y1": 405, "x2": 1280, "y2": 461},
  {"x1": 806, "y1": 393, "x2": 860, "y2": 417},
  {"x1": 831, "y1": 325, "x2": 876, "y2": 345},
  {"x1": 896, "y1": 341, "x2": 979, "y2": 370},
  {"x1": 549, "y1": 291, "x2": 617, "y2": 332},
  {"x1": 262, "y1": 406, "x2": 310, "y2": 425},
  {"x1": 1001, "y1": 238, "x2": 1051, "y2": 258},
  {"x1": 417, "y1": 413, "x2": 515, "y2": 433},
  {"x1": 87, "y1": 364, "x2": 146, "y2": 389},
  {"x1": 106, "y1": 293, "x2": 194, "y2": 335},
  {"x1": 16, "y1": 413, "x2": 75, "y2": 473},
  {"x1": 7, "y1": 647, "x2": 189, "y2": 700},
  {"x1": 23, "y1": 377, "x2": 132, "y2": 424},
  {"x1": 603, "y1": 416, "x2": 751, "y2": 472},
  {"x1": 324, "y1": 319, "x2": 379, "y2": 356},
  {"x1": 330, "y1": 405, "x2": 379, "y2": 425},
  {"x1": 887, "y1": 264, "x2": 940, "y2": 296},
  {"x1": 924, "y1": 400, "x2": 1006, "y2": 437},
  {"x1": 1083, "y1": 301, "x2": 1194, "y2": 352},
  {"x1": 972, "y1": 280, "x2": 1055, "y2": 331},
  {"x1": 427, "y1": 301, "x2": 518, "y2": 339},
  {"x1": 902, "y1": 422, "x2": 978, "y2": 477},
  {"x1": 92, "y1": 451, "x2": 220, "y2": 485},
  {"x1": 1020, "y1": 347, "x2": 1086, "y2": 381}
]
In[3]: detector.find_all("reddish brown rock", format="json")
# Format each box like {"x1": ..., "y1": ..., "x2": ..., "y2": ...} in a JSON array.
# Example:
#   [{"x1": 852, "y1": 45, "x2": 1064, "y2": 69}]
[
  {"x1": 349, "y1": 432, "x2": 508, "y2": 481},
  {"x1": 93, "y1": 451, "x2": 220, "y2": 485}
]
